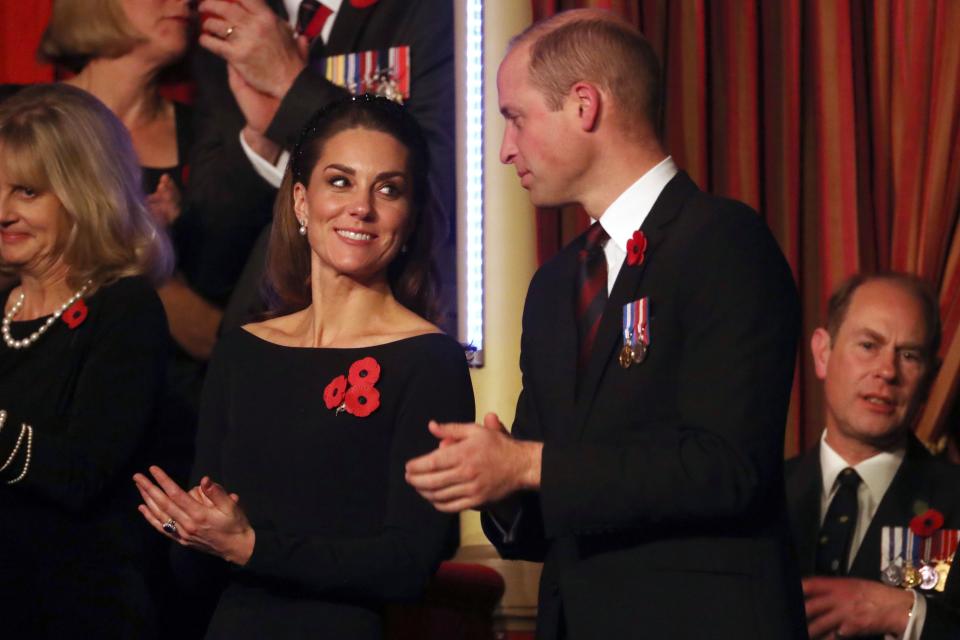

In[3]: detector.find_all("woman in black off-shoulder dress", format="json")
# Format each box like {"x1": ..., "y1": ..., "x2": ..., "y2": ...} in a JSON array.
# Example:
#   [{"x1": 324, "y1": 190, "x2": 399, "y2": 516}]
[{"x1": 135, "y1": 95, "x2": 474, "y2": 639}]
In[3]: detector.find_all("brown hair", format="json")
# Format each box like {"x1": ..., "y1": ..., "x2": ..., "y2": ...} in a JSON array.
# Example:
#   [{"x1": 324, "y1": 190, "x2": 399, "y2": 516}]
[
  {"x1": 826, "y1": 272, "x2": 942, "y2": 362},
  {"x1": 38, "y1": 0, "x2": 145, "y2": 73},
  {"x1": 511, "y1": 8, "x2": 662, "y2": 135},
  {"x1": 0, "y1": 84, "x2": 172, "y2": 288},
  {"x1": 265, "y1": 95, "x2": 440, "y2": 322}
]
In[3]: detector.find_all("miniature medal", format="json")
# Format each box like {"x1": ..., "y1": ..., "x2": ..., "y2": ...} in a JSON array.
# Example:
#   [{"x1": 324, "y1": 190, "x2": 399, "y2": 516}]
[
  {"x1": 632, "y1": 341, "x2": 648, "y2": 364},
  {"x1": 935, "y1": 561, "x2": 951, "y2": 592},
  {"x1": 620, "y1": 297, "x2": 650, "y2": 369},
  {"x1": 902, "y1": 563, "x2": 922, "y2": 589},
  {"x1": 881, "y1": 562, "x2": 904, "y2": 587},
  {"x1": 619, "y1": 345, "x2": 635, "y2": 369},
  {"x1": 919, "y1": 563, "x2": 940, "y2": 590}
]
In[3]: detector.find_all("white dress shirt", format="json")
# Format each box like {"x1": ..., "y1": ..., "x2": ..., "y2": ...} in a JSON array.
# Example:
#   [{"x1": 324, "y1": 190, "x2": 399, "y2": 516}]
[
  {"x1": 239, "y1": 0, "x2": 343, "y2": 187},
  {"x1": 594, "y1": 156, "x2": 678, "y2": 294},
  {"x1": 819, "y1": 434, "x2": 925, "y2": 639}
]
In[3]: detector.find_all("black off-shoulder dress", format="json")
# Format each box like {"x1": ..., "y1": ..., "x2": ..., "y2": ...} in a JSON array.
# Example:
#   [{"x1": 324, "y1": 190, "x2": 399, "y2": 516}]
[{"x1": 183, "y1": 329, "x2": 474, "y2": 639}]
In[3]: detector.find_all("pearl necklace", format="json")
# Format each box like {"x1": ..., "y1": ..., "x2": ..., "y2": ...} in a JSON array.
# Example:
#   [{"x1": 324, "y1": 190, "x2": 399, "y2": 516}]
[{"x1": 2, "y1": 281, "x2": 92, "y2": 350}]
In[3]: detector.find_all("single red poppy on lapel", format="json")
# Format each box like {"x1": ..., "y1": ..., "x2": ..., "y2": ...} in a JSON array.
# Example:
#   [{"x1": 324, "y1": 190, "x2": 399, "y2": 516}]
[
  {"x1": 62, "y1": 299, "x2": 88, "y2": 329},
  {"x1": 910, "y1": 508, "x2": 945, "y2": 538},
  {"x1": 323, "y1": 375, "x2": 347, "y2": 409},
  {"x1": 626, "y1": 230, "x2": 647, "y2": 266},
  {"x1": 348, "y1": 356, "x2": 381, "y2": 386},
  {"x1": 350, "y1": 0, "x2": 378, "y2": 7},
  {"x1": 345, "y1": 384, "x2": 380, "y2": 417}
]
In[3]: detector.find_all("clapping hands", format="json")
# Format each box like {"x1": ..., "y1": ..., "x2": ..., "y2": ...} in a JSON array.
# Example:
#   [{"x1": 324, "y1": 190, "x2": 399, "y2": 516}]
[{"x1": 133, "y1": 466, "x2": 255, "y2": 566}]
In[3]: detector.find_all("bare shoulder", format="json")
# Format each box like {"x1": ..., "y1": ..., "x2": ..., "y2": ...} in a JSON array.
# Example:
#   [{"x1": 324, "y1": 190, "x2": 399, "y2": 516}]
[
  {"x1": 242, "y1": 311, "x2": 307, "y2": 347},
  {"x1": 383, "y1": 305, "x2": 443, "y2": 341}
]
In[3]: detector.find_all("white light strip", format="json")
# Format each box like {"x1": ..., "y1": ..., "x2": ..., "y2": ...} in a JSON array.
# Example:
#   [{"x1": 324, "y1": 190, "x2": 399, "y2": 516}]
[{"x1": 464, "y1": 0, "x2": 484, "y2": 364}]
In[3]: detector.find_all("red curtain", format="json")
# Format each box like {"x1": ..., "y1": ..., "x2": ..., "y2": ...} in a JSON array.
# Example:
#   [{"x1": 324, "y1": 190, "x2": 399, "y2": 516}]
[
  {"x1": 530, "y1": 0, "x2": 960, "y2": 457},
  {"x1": 0, "y1": 0, "x2": 54, "y2": 84}
]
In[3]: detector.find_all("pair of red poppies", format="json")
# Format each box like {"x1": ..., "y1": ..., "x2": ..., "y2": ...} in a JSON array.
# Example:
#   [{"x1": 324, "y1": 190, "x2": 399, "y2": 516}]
[{"x1": 323, "y1": 356, "x2": 382, "y2": 417}]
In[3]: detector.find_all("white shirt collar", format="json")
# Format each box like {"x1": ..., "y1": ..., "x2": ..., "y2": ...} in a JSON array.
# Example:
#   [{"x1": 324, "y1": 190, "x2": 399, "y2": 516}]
[
  {"x1": 819, "y1": 430, "x2": 905, "y2": 506},
  {"x1": 597, "y1": 156, "x2": 678, "y2": 252}
]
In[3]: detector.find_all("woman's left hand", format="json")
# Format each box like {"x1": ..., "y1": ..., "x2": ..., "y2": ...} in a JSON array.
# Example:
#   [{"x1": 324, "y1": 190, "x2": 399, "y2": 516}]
[{"x1": 134, "y1": 466, "x2": 255, "y2": 565}]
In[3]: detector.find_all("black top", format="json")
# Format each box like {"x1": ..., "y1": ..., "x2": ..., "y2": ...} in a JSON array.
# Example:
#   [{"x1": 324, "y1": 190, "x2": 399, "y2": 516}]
[
  {"x1": 0, "y1": 276, "x2": 168, "y2": 639},
  {"x1": 187, "y1": 329, "x2": 474, "y2": 639}
]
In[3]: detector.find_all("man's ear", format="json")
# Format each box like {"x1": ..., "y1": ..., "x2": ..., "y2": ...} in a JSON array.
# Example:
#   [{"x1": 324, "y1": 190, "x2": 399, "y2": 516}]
[
  {"x1": 571, "y1": 81, "x2": 601, "y2": 132},
  {"x1": 811, "y1": 328, "x2": 832, "y2": 380}
]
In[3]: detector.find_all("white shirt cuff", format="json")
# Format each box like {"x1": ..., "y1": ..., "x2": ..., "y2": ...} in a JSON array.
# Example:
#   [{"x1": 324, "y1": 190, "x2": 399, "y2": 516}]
[
  {"x1": 238, "y1": 130, "x2": 289, "y2": 189},
  {"x1": 889, "y1": 589, "x2": 926, "y2": 640}
]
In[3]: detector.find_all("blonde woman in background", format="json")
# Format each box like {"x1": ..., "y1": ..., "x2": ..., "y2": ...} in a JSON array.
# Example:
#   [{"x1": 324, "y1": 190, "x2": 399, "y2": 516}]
[{"x1": 0, "y1": 84, "x2": 171, "y2": 638}]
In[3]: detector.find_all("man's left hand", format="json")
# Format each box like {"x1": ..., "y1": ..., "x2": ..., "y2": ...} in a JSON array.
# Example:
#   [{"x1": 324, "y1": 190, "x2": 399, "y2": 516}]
[
  {"x1": 803, "y1": 576, "x2": 914, "y2": 638},
  {"x1": 405, "y1": 413, "x2": 543, "y2": 512}
]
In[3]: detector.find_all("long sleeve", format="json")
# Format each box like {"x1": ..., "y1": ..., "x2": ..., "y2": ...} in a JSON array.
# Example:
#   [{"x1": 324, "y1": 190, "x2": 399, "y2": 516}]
[
  {"x1": 241, "y1": 341, "x2": 472, "y2": 600},
  {"x1": 0, "y1": 278, "x2": 167, "y2": 511}
]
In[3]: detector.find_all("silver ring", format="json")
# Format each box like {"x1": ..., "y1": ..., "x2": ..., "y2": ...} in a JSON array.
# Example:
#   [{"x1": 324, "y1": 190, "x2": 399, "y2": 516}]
[
  {"x1": 224, "y1": 25, "x2": 235, "y2": 39},
  {"x1": 162, "y1": 518, "x2": 178, "y2": 535}
]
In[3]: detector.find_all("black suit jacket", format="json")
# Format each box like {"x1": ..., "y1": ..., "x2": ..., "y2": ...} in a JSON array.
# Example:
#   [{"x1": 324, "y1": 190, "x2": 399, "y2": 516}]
[
  {"x1": 184, "y1": 0, "x2": 454, "y2": 306},
  {"x1": 483, "y1": 172, "x2": 808, "y2": 639},
  {"x1": 786, "y1": 436, "x2": 960, "y2": 639}
]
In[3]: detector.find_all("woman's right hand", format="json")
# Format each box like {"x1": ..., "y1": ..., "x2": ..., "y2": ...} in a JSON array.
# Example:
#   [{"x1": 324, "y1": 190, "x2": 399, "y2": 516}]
[
  {"x1": 146, "y1": 174, "x2": 182, "y2": 228},
  {"x1": 134, "y1": 466, "x2": 255, "y2": 566}
]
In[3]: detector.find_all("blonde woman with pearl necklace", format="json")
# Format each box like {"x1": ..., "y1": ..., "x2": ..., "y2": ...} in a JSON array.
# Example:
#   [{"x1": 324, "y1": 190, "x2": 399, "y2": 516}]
[{"x1": 0, "y1": 84, "x2": 172, "y2": 638}]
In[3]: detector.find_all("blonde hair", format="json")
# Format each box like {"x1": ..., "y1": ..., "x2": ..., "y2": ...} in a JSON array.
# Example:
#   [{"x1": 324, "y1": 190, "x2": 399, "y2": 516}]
[
  {"x1": 38, "y1": 0, "x2": 145, "y2": 72},
  {"x1": 512, "y1": 9, "x2": 662, "y2": 136},
  {"x1": 0, "y1": 84, "x2": 172, "y2": 289}
]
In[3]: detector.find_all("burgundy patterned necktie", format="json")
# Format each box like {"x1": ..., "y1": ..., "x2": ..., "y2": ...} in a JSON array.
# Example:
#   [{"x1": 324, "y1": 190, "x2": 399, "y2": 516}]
[
  {"x1": 576, "y1": 223, "x2": 609, "y2": 371},
  {"x1": 296, "y1": 0, "x2": 333, "y2": 42}
]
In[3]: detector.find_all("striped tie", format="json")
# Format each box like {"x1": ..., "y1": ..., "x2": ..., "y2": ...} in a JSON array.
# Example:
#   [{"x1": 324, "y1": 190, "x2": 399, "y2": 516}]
[
  {"x1": 296, "y1": 0, "x2": 333, "y2": 42},
  {"x1": 576, "y1": 224, "x2": 609, "y2": 372}
]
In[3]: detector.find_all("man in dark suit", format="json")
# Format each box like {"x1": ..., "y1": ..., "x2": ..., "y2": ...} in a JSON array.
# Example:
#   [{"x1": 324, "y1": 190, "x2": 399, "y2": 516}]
[
  {"x1": 406, "y1": 9, "x2": 806, "y2": 639},
  {"x1": 786, "y1": 273, "x2": 960, "y2": 639},
  {"x1": 181, "y1": 0, "x2": 454, "y2": 323}
]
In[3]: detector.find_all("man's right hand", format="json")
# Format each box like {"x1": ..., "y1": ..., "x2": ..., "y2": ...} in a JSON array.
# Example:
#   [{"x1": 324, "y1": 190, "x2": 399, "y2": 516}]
[
  {"x1": 199, "y1": 0, "x2": 308, "y2": 99},
  {"x1": 803, "y1": 577, "x2": 914, "y2": 638}
]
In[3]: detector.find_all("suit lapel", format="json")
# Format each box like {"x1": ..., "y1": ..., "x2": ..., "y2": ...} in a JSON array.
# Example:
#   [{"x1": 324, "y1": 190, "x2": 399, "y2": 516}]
[
  {"x1": 573, "y1": 172, "x2": 697, "y2": 439},
  {"x1": 322, "y1": 1, "x2": 377, "y2": 55},
  {"x1": 788, "y1": 449, "x2": 824, "y2": 576},
  {"x1": 548, "y1": 250, "x2": 582, "y2": 438}
]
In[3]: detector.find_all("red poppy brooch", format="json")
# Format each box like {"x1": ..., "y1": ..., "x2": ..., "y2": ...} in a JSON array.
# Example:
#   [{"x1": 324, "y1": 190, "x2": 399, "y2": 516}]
[
  {"x1": 911, "y1": 508, "x2": 945, "y2": 538},
  {"x1": 324, "y1": 356, "x2": 381, "y2": 417},
  {"x1": 350, "y1": 0, "x2": 378, "y2": 7},
  {"x1": 62, "y1": 299, "x2": 89, "y2": 329},
  {"x1": 626, "y1": 229, "x2": 647, "y2": 266}
]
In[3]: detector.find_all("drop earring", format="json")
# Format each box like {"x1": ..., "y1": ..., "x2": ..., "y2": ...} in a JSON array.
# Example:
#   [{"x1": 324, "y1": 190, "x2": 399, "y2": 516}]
[{"x1": 298, "y1": 219, "x2": 307, "y2": 236}]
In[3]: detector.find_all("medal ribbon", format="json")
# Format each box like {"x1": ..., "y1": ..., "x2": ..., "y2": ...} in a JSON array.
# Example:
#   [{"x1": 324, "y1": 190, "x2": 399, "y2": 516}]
[
  {"x1": 637, "y1": 297, "x2": 649, "y2": 348},
  {"x1": 622, "y1": 301, "x2": 634, "y2": 349}
]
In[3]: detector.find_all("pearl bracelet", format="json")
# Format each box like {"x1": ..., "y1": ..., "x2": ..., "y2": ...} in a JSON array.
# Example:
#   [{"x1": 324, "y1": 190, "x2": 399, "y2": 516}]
[
  {"x1": 0, "y1": 423, "x2": 27, "y2": 473},
  {"x1": 7, "y1": 425, "x2": 33, "y2": 485}
]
